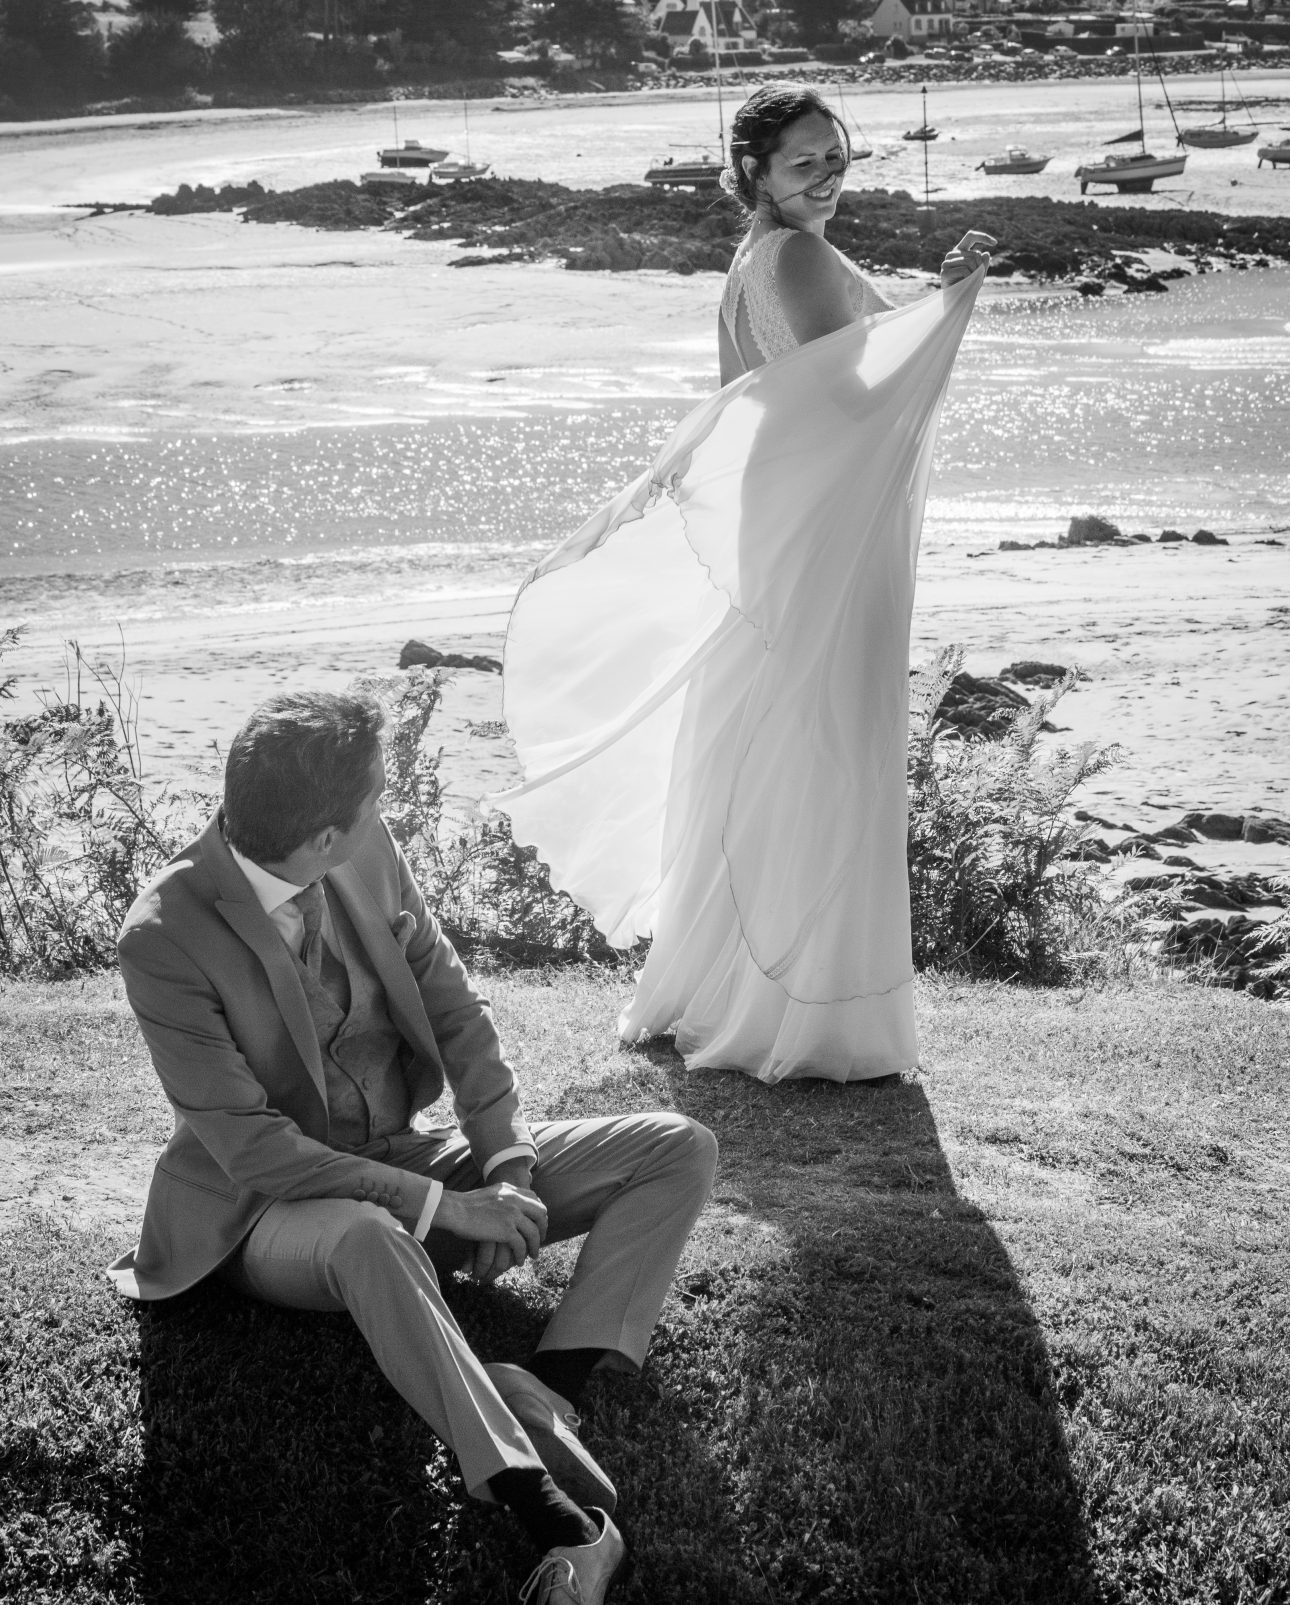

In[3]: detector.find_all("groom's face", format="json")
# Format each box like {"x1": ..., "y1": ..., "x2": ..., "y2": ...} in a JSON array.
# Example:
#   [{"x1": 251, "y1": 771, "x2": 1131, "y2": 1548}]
[{"x1": 325, "y1": 749, "x2": 388, "y2": 866}]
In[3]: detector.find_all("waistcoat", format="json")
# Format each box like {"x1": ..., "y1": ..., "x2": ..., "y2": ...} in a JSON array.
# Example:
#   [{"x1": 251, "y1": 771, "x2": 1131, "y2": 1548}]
[{"x1": 291, "y1": 887, "x2": 413, "y2": 1150}]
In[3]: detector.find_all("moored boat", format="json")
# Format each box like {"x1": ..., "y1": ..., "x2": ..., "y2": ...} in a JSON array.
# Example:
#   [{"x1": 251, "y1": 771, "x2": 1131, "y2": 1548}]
[
  {"x1": 977, "y1": 145, "x2": 1051, "y2": 175},
  {"x1": 1074, "y1": 29, "x2": 1186, "y2": 194},
  {"x1": 377, "y1": 139, "x2": 449, "y2": 168},
  {"x1": 361, "y1": 169, "x2": 419, "y2": 190},
  {"x1": 644, "y1": 152, "x2": 724, "y2": 189},
  {"x1": 430, "y1": 156, "x2": 492, "y2": 182},
  {"x1": 1178, "y1": 67, "x2": 1260, "y2": 148},
  {"x1": 1076, "y1": 149, "x2": 1187, "y2": 193},
  {"x1": 1257, "y1": 139, "x2": 1290, "y2": 168},
  {"x1": 903, "y1": 126, "x2": 938, "y2": 142}
]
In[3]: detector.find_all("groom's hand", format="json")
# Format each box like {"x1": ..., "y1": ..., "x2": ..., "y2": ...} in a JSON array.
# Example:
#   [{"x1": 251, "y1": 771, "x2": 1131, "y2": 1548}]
[{"x1": 434, "y1": 1181, "x2": 547, "y2": 1277}]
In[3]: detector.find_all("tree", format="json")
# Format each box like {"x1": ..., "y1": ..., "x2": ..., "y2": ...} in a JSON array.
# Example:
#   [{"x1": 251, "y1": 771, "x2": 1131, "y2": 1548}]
[
  {"x1": 542, "y1": 0, "x2": 648, "y2": 66},
  {"x1": 210, "y1": 0, "x2": 312, "y2": 82},
  {"x1": 0, "y1": 0, "x2": 105, "y2": 105},
  {"x1": 782, "y1": 0, "x2": 864, "y2": 46},
  {"x1": 130, "y1": 0, "x2": 203, "y2": 17},
  {"x1": 110, "y1": 11, "x2": 208, "y2": 92},
  {"x1": 377, "y1": 0, "x2": 520, "y2": 56}
]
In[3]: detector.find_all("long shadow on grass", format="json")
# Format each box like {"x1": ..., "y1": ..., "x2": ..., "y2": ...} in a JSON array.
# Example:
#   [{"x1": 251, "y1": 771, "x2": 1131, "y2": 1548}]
[
  {"x1": 130, "y1": 1267, "x2": 557, "y2": 1604},
  {"x1": 549, "y1": 1052, "x2": 1103, "y2": 1605}
]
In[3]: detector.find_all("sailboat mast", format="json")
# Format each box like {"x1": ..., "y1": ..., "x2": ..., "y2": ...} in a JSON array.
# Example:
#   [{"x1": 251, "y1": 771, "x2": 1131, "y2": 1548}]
[
  {"x1": 711, "y1": 3, "x2": 725, "y2": 154},
  {"x1": 463, "y1": 95, "x2": 471, "y2": 162},
  {"x1": 1133, "y1": 22, "x2": 1145, "y2": 154}
]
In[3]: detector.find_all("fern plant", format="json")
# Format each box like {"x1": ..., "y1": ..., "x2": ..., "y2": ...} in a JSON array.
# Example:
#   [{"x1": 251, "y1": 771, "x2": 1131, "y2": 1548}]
[{"x1": 907, "y1": 646, "x2": 1122, "y2": 982}]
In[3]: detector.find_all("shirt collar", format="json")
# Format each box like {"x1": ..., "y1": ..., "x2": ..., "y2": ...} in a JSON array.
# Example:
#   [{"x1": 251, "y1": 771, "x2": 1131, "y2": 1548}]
[{"x1": 227, "y1": 840, "x2": 310, "y2": 918}]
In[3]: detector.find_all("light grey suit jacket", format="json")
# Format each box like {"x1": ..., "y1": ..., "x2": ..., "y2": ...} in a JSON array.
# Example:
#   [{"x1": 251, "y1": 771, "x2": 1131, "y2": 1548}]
[{"x1": 109, "y1": 812, "x2": 532, "y2": 1300}]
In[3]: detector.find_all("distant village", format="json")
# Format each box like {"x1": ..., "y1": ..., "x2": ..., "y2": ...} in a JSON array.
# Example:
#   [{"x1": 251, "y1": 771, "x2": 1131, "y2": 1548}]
[{"x1": 645, "y1": 0, "x2": 1290, "y2": 64}]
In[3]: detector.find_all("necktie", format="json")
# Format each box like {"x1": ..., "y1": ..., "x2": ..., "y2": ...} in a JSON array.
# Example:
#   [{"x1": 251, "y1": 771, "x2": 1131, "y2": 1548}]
[{"x1": 293, "y1": 881, "x2": 325, "y2": 979}]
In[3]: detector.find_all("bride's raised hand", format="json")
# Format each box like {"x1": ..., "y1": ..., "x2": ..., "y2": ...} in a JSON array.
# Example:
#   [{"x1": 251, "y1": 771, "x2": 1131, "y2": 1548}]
[{"x1": 941, "y1": 230, "x2": 997, "y2": 288}]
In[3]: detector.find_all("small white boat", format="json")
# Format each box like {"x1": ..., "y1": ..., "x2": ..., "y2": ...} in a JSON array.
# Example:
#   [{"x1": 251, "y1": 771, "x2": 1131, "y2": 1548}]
[
  {"x1": 377, "y1": 139, "x2": 449, "y2": 168},
  {"x1": 361, "y1": 169, "x2": 419, "y2": 190},
  {"x1": 644, "y1": 151, "x2": 724, "y2": 189},
  {"x1": 978, "y1": 145, "x2": 1051, "y2": 175},
  {"x1": 1075, "y1": 150, "x2": 1187, "y2": 193},
  {"x1": 430, "y1": 156, "x2": 492, "y2": 182},
  {"x1": 1257, "y1": 139, "x2": 1290, "y2": 168},
  {"x1": 903, "y1": 126, "x2": 939, "y2": 142}
]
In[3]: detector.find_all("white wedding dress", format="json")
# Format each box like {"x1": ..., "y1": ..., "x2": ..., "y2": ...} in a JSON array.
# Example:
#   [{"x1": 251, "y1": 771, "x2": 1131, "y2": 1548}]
[{"x1": 495, "y1": 234, "x2": 983, "y2": 1083}]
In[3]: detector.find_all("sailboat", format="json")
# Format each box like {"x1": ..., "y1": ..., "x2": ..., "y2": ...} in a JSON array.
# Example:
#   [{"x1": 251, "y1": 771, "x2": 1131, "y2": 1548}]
[
  {"x1": 1074, "y1": 26, "x2": 1186, "y2": 193},
  {"x1": 837, "y1": 84, "x2": 873, "y2": 162},
  {"x1": 377, "y1": 103, "x2": 447, "y2": 168},
  {"x1": 1178, "y1": 67, "x2": 1260, "y2": 148},
  {"x1": 431, "y1": 98, "x2": 491, "y2": 182},
  {"x1": 645, "y1": 18, "x2": 726, "y2": 188}
]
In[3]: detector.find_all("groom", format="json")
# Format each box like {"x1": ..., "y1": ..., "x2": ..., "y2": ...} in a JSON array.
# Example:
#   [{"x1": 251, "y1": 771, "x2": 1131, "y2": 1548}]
[{"x1": 109, "y1": 688, "x2": 717, "y2": 1605}]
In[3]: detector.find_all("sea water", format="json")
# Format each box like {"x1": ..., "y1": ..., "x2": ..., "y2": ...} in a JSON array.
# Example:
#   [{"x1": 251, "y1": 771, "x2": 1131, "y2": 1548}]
[{"x1": 2, "y1": 266, "x2": 1287, "y2": 633}]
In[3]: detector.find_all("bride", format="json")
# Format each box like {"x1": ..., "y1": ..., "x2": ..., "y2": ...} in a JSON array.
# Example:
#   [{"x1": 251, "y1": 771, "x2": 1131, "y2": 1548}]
[{"x1": 495, "y1": 86, "x2": 994, "y2": 1085}]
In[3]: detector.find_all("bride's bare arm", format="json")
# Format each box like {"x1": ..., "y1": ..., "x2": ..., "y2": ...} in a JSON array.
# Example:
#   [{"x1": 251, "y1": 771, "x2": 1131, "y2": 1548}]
[
  {"x1": 775, "y1": 230, "x2": 859, "y2": 347},
  {"x1": 718, "y1": 311, "x2": 742, "y2": 386}
]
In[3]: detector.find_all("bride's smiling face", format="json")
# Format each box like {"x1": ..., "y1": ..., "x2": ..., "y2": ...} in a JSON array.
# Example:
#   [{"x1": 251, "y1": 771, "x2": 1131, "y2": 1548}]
[{"x1": 748, "y1": 111, "x2": 846, "y2": 233}]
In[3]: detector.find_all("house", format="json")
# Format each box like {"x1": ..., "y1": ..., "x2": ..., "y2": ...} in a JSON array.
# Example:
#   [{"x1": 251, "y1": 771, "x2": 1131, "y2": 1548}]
[
  {"x1": 650, "y1": 0, "x2": 761, "y2": 53},
  {"x1": 867, "y1": 0, "x2": 955, "y2": 42}
]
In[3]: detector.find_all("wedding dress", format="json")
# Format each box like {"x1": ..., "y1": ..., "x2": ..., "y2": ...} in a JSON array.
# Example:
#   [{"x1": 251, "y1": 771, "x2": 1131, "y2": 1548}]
[{"x1": 495, "y1": 234, "x2": 983, "y2": 1083}]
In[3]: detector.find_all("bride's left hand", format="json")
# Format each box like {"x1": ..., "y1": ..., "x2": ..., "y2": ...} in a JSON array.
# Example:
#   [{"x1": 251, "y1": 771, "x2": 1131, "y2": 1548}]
[{"x1": 941, "y1": 230, "x2": 997, "y2": 288}]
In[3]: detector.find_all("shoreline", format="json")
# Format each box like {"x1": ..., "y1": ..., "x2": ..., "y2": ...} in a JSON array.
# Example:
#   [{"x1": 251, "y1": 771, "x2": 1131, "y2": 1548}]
[{"x1": 3, "y1": 52, "x2": 1288, "y2": 132}]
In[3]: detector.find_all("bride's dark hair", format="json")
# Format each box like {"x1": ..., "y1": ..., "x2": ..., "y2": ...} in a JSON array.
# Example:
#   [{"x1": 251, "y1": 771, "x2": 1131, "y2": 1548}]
[{"x1": 721, "y1": 85, "x2": 851, "y2": 214}]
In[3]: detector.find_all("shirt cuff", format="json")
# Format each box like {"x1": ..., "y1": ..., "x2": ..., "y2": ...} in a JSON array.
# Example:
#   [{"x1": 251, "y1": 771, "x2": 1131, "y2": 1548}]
[
  {"x1": 481, "y1": 1144, "x2": 538, "y2": 1180},
  {"x1": 413, "y1": 1180, "x2": 444, "y2": 1242}
]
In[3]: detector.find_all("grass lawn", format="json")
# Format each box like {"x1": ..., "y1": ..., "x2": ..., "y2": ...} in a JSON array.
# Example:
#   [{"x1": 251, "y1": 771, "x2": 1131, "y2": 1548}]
[{"x1": 1, "y1": 967, "x2": 1287, "y2": 1604}]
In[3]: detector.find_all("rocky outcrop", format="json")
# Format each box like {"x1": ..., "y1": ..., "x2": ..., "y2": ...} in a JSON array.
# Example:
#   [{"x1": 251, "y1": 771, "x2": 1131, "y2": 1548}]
[
  {"x1": 398, "y1": 640, "x2": 502, "y2": 673},
  {"x1": 143, "y1": 176, "x2": 1290, "y2": 288}
]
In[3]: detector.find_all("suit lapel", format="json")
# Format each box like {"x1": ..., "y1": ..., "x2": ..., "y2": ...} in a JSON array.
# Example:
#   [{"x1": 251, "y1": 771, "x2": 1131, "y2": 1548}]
[
  {"x1": 328, "y1": 861, "x2": 446, "y2": 1085},
  {"x1": 199, "y1": 816, "x2": 328, "y2": 1110}
]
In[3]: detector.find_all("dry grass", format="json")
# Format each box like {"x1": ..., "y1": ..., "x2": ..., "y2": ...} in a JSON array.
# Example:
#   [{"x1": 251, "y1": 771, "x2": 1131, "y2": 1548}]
[{"x1": 1, "y1": 967, "x2": 1287, "y2": 1602}]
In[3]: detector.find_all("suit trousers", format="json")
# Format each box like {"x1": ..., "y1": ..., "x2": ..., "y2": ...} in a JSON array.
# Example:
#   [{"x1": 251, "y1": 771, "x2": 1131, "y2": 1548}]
[{"x1": 222, "y1": 1111, "x2": 717, "y2": 1498}]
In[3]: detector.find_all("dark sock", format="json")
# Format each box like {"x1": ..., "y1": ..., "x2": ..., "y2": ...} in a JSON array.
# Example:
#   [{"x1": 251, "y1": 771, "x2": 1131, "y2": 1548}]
[
  {"x1": 526, "y1": 1347, "x2": 606, "y2": 1410},
  {"x1": 488, "y1": 1467, "x2": 599, "y2": 1552}
]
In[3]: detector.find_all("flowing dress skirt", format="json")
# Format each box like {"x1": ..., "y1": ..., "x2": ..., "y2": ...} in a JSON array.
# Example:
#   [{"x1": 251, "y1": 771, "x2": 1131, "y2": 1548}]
[{"x1": 495, "y1": 272, "x2": 983, "y2": 1083}]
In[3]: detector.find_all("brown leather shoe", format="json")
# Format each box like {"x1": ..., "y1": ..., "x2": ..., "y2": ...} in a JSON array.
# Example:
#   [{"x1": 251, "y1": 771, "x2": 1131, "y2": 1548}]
[
  {"x1": 519, "y1": 1508, "x2": 627, "y2": 1605},
  {"x1": 484, "y1": 1362, "x2": 617, "y2": 1515}
]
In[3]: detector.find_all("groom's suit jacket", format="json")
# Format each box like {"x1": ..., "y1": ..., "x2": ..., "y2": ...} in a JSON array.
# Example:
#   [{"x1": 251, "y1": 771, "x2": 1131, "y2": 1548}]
[{"x1": 109, "y1": 812, "x2": 532, "y2": 1301}]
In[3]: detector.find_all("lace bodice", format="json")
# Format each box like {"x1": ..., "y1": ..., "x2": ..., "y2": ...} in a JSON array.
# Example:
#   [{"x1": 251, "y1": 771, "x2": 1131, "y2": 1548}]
[{"x1": 720, "y1": 228, "x2": 893, "y2": 370}]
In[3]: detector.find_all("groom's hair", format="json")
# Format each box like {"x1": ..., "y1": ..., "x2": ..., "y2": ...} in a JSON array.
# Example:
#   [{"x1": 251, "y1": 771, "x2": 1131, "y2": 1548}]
[{"x1": 223, "y1": 690, "x2": 387, "y2": 864}]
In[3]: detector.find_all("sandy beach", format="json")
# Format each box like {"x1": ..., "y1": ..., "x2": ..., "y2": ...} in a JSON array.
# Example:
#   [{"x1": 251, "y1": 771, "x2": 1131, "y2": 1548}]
[{"x1": 2, "y1": 93, "x2": 1289, "y2": 875}]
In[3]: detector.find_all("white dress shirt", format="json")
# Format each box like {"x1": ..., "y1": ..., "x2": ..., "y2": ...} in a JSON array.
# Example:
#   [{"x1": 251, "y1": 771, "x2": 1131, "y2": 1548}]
[{"x1": 226, "y1": 842, "x2": 534, "y2": 1240}]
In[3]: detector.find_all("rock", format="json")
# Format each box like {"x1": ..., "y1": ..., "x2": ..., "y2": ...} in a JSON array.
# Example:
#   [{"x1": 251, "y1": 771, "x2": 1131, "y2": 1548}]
[
  {"x1": 932, "y1": 670, "x2": 1039, "y2": 738},
  {"x1": 1241, "y1": 814, "x2": 1290, "y2": 845},
  {"x1": 1158, "y1": 529, "x2": 1186, "y2": 543},
  {"x1": 1075, "y1": 809, "x2": 1135, "y2": 832},
  {"x1": 1065, "y1": 837, "x2": 1112, "y2": 863},
  {"x1": 1255, "y1": 538, "x2": 1284, "y2": 547},
  {"x1": 1181, "y1": 811, "x2": 1244, "y2": 840},
  {"x1": 1074, "y1": 278, "x2": 1105, "y2": 297},
  {"x1": 1145, "y1": 823, "x2": 1200, "y2": 846},
  {"x1": 398, "y1": 640, "x2": 502, "y2": 673},
  {"x1": 999, "y1": 660, "x2": 1070, "y2": 688},
  {"x1": 998, "y1": 539, "x2": 1033, "y2": 552},
  {"x1": 1062, "y1": 514, "x2": 1122, "y2": 547},
  {"x1": 1191, "y1": 528, "x2": 1229, "y2": 546},
  {"x1": 1161, "y1": 854, "x2": 1203, "y2": 870},
  {"x1": 1110, "y1": 835, "x2": 1162, "y2": 860}
]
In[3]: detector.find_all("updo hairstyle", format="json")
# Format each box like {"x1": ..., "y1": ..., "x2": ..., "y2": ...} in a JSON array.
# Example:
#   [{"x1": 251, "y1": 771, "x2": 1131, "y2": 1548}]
[{"x1": 721, "y1": 85, "x2": 851, "y2": 214}]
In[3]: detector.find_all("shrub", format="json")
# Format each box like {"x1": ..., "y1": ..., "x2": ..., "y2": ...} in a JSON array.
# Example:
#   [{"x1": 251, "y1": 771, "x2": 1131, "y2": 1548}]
[
  {"x1": 906, "y1": 646, "x2": 1120, "y2": 983},
  {"x1": 357, "y1": 668, "x2": 617, "y2": 965},
  {"x1": 0, "y1": 630, "x2": 200, "y2": 976}
]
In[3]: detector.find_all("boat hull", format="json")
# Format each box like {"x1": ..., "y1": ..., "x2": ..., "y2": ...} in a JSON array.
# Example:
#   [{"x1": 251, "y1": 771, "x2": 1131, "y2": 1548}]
[
  {"x1": 644, "y1": 162, "x2": 723, "y2": 189},
  {"x1": 1179, "y1": 127, "x2": 1259, "y2": 148},
  {"x1": 980, "y1": 157, "x2": 1050, "y2": 175},
  {"x1": 1075, "y1": 153, "x2": 1187, "y2": 192},
  {"x1": 1257, "y1": 144, "x2": 1290, "y2": 167},
  {"x1": 378, "y1": 146, "x2": 448, "y2": 167}
]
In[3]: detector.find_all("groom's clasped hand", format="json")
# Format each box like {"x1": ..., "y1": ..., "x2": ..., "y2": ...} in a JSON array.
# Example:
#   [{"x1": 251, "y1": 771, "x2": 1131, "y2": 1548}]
[{"x1": 434, "y1": 1175, "x2": 549, "y2": 1284}]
